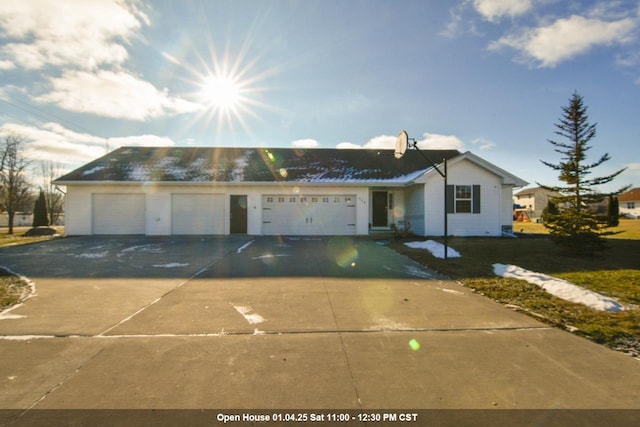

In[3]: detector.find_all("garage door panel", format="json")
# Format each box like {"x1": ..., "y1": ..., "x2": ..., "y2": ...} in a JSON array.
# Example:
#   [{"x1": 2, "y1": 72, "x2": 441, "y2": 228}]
[
  {"x1": 172, "y1": 194, "x2": 224, "y2": 235},
  {"x1": 262, "y1": 195, "x2": 356, "y2": 235},
  {"x1": 93, "y1": 194, "x2": 145, "y2": 235}
]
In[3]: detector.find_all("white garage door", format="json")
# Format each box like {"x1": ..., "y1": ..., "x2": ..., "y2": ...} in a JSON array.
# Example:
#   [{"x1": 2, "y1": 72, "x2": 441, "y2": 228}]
[
  {"x1": 92, "y1": 194, "x2": 145, "y2": 235},
  {"x1": 262, "y1": 195, "x2": 356, "y2": 235},
  {"x1": 172, "y1": 194, "x2": 225, "y2": 235}
]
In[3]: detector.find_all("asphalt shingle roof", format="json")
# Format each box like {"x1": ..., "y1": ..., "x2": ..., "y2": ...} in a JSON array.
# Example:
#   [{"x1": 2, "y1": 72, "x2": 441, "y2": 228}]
[
  {"x1": 619, "y1": 187, "x2": 640, "y2": 202},
  {"x1": 55, "y1": 147, "x2": 461, "y2": 184}
]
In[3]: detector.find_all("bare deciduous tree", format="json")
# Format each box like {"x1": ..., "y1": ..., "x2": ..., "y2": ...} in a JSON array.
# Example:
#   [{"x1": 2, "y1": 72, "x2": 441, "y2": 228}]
[
  {"x1": 1, "y1": 133, "x2": 33, "y2": 234},
  {"x1": 41, "y1": 161, "x2": 65, "y2": 226}
]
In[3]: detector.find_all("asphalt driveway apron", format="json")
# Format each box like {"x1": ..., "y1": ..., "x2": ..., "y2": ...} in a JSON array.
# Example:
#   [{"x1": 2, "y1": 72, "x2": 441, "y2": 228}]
[{"x1": 1, "y1": 236, "x2": 640, "y2": 425}]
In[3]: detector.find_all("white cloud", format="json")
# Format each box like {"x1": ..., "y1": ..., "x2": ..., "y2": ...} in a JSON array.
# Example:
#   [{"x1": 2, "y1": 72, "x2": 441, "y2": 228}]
[
  {"x1": 490, "y1": 15, "x2": 637, "y2": 67},
  {"x1": 473, "y1": 0, "x2": 533, "y2": 22},
  {"x1": 0, "y1": 0, "x2": 147, "y2": 70},
  {"x1": 291, "y1": 138, "x2": 319, "y2": 148},
  {"x1": 336, "y1": 142, "x2": 363, "y2": 149},
  {"x1": 336, "y1": 133, "x2": 464, "y2": 151},
  {"x1": 362, "y1": 135, "x2": 397, "y2": 149},
  {"x1": 0, "y1": 122, "x2": 175, "y2": 171},
  {"x1": 626, "y1": 162, "x2": 640, "y2": 176},
  {"x1": 36, "y1": 70, "x2": 202, "y2": 121},
  {"x1": 470, "y1": 137, "x2": 496, "y2": 150},
  {"x1": 416, "y1": 133, "x2": 465, "y2": 150}
]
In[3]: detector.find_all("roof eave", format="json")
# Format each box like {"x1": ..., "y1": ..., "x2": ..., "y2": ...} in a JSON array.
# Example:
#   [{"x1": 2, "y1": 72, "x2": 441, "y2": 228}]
[{"x1": 54, "y1": 180, "x2": 413, "y2": 187}]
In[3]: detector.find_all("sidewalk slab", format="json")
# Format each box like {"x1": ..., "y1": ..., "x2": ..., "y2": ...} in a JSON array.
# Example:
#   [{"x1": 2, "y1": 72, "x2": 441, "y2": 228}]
[
  {"x1": 0, "y1": 338, "x2": 105, "y2": 408},
  {"x1": 343, "y1": 329, "x2": 640, "y2": 409},
  {"x1": 28, "y1": 335, "x2": 359, "y2": 409},
  {"x1": 0, "y1": 278, "x2": 187, "y2": 336}
]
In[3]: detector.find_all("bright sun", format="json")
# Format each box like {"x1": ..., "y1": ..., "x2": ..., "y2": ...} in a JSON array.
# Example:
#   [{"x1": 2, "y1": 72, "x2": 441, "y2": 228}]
[{"x1": 200, "y1": 75, "x2": 240, "y2": 111}]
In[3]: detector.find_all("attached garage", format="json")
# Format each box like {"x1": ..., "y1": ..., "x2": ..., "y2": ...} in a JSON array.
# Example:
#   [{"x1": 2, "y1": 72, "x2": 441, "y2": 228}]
[
  {"x1": 92, "y1": 193, "x2": 145, "y2": 235},
  {"x1": 262, "y1": 195, "x2": 356, "y2": 235},
  {"x1": 171, "y1": 193, "x2": 224, "y2": 235}
]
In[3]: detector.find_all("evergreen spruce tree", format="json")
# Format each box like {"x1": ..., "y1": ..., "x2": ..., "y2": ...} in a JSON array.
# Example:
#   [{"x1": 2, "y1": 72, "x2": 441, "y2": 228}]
[
  {"x1": 541, "y1": 200, "x2": 559, "y2": 225},
  {"x1": 539, "y1": 92, "x2": 628, "y2": 255},
  {"x1": 32, "y1": 190, "x2": 49, "y2": 227},
  {"x1": 607, "y1": 195, "x2": 619, "y2": 227}
]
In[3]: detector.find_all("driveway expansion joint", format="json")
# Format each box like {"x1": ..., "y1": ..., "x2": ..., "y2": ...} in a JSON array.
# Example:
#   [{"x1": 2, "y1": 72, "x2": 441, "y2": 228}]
[{"x1": 1, "y1": 326, "x2": 555, "y2": 341}]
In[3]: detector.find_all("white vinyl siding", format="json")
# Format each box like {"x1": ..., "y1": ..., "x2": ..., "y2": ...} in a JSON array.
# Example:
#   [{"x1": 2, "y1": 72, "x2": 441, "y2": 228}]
[
  {"x1": 404, "y1": 185, "x2": 425, "y2": 236},
  {"x1": 426, "y1": 159, "x2": 502, "y2": 236}
]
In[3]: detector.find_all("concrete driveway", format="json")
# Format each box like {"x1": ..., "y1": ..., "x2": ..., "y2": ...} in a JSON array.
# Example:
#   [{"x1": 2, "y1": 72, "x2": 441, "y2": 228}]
[{"x1": 1, "y1": 236, "x2": 640, "y2": 425}]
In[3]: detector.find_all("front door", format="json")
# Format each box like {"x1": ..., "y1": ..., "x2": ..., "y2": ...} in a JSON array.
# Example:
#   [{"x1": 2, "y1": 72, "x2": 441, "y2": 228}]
[
  {"x1": 230, "y1": 195, "x2": 248, "y2": 233},
  {"x1": 372, "y1": 191, "x2": 388, "y2": 227}
]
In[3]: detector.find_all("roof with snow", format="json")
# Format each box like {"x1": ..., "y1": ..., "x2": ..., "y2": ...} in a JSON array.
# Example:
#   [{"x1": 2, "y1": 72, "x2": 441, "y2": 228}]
[{"x1": 54, "y1": 146, "x2": 461, "y2": 184}]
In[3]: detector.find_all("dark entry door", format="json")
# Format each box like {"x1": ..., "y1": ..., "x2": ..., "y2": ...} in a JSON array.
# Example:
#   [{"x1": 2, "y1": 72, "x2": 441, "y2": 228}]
[
  {"x1": 230, "y1": 195, "x2": 248, "y2": 233},
  {"x1": 372, "y1": 191, "x2": 388, "y2": 227}
]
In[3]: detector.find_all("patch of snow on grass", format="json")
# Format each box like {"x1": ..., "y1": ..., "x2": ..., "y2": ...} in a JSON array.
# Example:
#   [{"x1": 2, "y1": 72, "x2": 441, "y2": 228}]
[
  {"x1": 493, "y1": 263, "x2": 625, "y2": 312},
  {"x1": 404, "y1": 240, "x2": 461, "y2": 259},
  {"x1": 152, "y1": 263, "x2": 189, "y2": 268}
]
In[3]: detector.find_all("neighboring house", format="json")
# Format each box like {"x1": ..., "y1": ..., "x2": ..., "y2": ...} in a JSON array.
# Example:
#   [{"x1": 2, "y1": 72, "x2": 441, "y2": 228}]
[
  {"x1": 53, "y1": 147, "x2": 527, "y2": 237},
  {"x1": 513, "y1": 186, "x2": 558, "y2": 221},
  {"x1": 619, "y1": 187, "x2": 640, "y2": 219}
]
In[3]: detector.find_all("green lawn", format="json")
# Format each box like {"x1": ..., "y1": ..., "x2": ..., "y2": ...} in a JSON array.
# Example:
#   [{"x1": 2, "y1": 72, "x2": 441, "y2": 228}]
[
  {"x1": 514, "y1": 218, "x2": 640, "y2": 239},
  {"x1": 0, "y1": 226, "x2": 64, "y2": 248},
  {"x1": 391, "y1": 220, "x2": 640, "y2": 359}
]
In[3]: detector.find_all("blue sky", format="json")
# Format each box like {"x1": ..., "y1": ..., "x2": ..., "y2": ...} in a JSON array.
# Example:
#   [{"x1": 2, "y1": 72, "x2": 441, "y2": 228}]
[{"x1": 0, "y1": 0, "x2": 638, "y2": 192}]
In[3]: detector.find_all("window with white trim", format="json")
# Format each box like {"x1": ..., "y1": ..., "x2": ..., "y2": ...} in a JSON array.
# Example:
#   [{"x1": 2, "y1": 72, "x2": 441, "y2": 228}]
[
  {"x1": 455, "y1": 185, "x2": 472, "y2": 213},
  {"x1": 446, "y1": 184, "x2": 481, "y2": 214}
]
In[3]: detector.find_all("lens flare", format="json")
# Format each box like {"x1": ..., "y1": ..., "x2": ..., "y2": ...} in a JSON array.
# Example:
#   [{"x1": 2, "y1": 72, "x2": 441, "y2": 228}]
[
  {"x1": 328, "y1": 237, "x2": 358, "y2": 268},
  {"x1": 408, "y1": 339, "x2": 421, "y2": 351}
]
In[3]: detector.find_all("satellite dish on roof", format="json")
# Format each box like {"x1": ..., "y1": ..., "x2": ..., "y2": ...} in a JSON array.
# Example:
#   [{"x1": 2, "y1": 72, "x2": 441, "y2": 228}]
[{"x1": 395, "y1": 130, "x2": 408, "y2": 159}]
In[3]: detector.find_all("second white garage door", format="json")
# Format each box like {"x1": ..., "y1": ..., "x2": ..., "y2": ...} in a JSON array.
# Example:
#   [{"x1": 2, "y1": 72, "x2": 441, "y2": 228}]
[
  {"x1": 262, "y1": 195, "x2": 356, "y2": 235},
  {"x1": 172, "y1": 194, "x2": 224, "y2": 234},
  {"x1": 93, "y1": 193, "x2": 145, "y2": 235}
]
